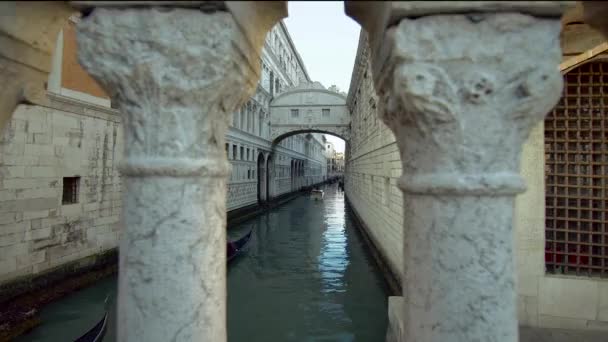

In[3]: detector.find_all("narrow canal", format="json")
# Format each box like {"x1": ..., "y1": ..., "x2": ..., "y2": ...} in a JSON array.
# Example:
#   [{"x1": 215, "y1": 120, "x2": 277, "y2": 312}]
[{"x1": 16, "y1": 184, "x2": 389, "y2": 341}]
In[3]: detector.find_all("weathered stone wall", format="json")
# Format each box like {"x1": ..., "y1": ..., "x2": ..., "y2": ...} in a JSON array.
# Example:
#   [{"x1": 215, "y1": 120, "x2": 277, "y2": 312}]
[
  {"x1": 345, "y1": 33, "x2": 403, "y2": 282},
  {"x1": 0, "y1": 102, "x2": 122, "y2": 285}
]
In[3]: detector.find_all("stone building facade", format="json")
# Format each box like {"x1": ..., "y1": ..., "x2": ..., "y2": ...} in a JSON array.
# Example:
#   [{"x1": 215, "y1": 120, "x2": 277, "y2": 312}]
[
  {"x1": 224, "y1": 21, "x2": 329, "y2": 210},
  {"x1": 0, "y1": 16, "x2": 122, "y2": 286},
  {"x1": 345, "y1": 11, "x2": 608, "y2": 332},
  {"x1": 0, "y1": 17, "x2": 328, "y2": 288}
]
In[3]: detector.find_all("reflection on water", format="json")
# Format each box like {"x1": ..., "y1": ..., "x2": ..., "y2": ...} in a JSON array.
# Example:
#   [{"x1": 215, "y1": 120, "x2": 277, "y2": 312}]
[
  {"x1": 17, "y1": 184, "x2": 388, "y2": 342},
  {"x1": 318, "y1": 196, "x2": 349, "y2": 295},
  {"x1": 227, "y1": 184, "x2": 388, "y2": 341}
]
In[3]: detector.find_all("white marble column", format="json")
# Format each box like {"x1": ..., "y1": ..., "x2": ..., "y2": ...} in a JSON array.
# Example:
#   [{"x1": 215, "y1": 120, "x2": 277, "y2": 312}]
[
  {"x1": 382, "y1": 13, "x2": 564, "y2": 342},
  {"x1": 346, "y1": 3, "x2": 569, "y2": 341},
  {"x1": 74, "y1": 3, "x2": 283, "y2": 341}
]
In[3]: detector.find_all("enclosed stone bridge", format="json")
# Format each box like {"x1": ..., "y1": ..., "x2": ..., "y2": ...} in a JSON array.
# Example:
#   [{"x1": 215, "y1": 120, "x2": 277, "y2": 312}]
[{"x1": 269, "y1": 82, "x2": 350, "y2": 144}]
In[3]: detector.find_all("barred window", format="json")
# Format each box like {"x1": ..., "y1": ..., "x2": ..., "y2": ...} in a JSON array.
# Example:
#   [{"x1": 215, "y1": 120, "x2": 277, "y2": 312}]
[
  {"x1": 62, "y1": 177, "x2": 80, "y2": 204},
  {"x1": 545, "y1": 61, "x2": 608, "y2": 278}
]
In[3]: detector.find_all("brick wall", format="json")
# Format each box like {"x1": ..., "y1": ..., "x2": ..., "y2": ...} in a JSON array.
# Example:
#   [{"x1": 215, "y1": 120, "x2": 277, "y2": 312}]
[
  {"x1": 345, "y1": 35, "x2": 403, "y2": 282},
  {"x1": 0, "y1": 102, "x2": 122, "y2": 285}
]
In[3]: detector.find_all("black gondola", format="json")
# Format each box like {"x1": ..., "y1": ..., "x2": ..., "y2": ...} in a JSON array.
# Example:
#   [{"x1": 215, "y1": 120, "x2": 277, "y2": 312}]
[
  {"x1": 227, "y1": 229, "x2": 253, "y2": 263},
  {"x1": 75, "y1": 296, "x2": 109, "y2": 342}
]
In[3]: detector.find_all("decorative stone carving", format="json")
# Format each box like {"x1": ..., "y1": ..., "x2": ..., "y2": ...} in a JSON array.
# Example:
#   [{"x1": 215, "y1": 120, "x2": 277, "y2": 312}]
[
  {"x1": 374, "y1": 13, "x2": 564, "y2": 342},
  {"x1": 75, "y1": 6, "x2": 279, "y2": 341}
]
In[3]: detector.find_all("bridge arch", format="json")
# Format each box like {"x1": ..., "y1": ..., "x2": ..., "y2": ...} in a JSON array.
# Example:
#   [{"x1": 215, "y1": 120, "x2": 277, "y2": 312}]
[
  {"x1": 269, "y1": 82, "x2": 350, "y2": 144},
  {"x1": 271, "y1": 129, "x2": 348, "y2": 147}
]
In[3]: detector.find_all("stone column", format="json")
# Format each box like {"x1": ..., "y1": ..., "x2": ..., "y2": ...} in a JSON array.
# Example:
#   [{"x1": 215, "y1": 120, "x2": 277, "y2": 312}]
[
  {"x1": 74, "y1": 3, "x2": 284, "y2": 341},
  {"x1": 347, "y1": 3, "x2": 570, "y2": 341}
]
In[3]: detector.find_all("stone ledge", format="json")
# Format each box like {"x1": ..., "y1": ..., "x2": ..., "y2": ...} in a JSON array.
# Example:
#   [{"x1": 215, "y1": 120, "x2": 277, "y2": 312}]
[
  {"x1": 0, "y1": 249, "x2": 117, "y2": 340},
  {"x1": 0, "y1": 248, "x2": 117, "y2": 304}
]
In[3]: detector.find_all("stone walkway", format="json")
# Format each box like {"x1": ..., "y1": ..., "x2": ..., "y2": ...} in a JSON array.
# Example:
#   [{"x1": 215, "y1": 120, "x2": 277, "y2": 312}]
[{"x1": 520, "y1": 326, "x2": 608, "y2": 342}]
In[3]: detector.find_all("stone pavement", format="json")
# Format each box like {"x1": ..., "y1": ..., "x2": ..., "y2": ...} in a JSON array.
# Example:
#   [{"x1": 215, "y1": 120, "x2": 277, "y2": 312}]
[{"x1": 520, "y1": 326, "x2": 608, "y2": 342}]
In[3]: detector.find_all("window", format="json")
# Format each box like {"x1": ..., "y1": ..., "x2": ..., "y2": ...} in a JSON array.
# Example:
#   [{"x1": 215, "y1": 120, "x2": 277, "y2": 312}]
[
  {"x1": 248, "y1": 170, "x2": 251, "y2": 179},
  {"x1": 259, "y1": 114, "x2": 264, "y2": 136},
  {"x1": 545, "y1": 61, "x2": 608, "y2": 278},
  {"x1": 246, "y1": 148, "x2": 250, "y2": 161},
  {"x1": 270, "y1": 72, "x2": 274, "y2": 95},
  {"x1": 233, "y1": 145, "x2": 237, "y2": 160},
  {"x1": 291, "y1": 109, "x2": 299, "y2": 118},
  {"x1": 62, "y1": 177, "x2": 80, "y2": 204},
  {"x1": 240, "y1": 146, "x2": 244, "y2": 160},
  {"x1": 240, "y1": 109, "x2": 246, "y2": 129},
  {"x1": 225, "y1": 143, "x2": 229, "y2": 159},
  {"x1": 322, "y1": 109, "x2": 330, "y2": 117}
]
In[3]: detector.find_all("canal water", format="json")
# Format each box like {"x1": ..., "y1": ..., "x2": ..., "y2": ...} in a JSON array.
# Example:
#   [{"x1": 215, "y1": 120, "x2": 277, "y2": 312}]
[{"x1": 16, "y1": 184, "x2": 389, "y2": 341}]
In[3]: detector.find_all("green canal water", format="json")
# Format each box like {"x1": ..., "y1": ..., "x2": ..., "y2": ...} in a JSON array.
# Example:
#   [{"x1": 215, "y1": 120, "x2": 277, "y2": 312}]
[{"x1": 17, "y1": 184, "x2": 389, "y2": 341}]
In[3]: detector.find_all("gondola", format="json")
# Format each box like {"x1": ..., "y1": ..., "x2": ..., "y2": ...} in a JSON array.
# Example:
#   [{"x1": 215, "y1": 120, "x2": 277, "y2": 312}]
[
  {"x1": 75, "y1": 296, "x2": 109, "y2": 342},
  {"x1": 311, "y1": 189, "x2": 324, "y2": 201},
  {"x1": 227, "y1": 229, "x2": 253, "y2": 263}
]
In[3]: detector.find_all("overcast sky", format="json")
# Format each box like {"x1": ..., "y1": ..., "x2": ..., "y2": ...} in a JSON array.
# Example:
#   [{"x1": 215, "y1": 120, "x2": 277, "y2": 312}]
[{"x1": 284, "y1": 1, "x2": 360, "y2": 153}]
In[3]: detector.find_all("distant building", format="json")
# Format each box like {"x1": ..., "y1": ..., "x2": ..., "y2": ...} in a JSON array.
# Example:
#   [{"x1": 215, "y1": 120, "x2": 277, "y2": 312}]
[{"x1": 0, "y1": 18, "x2": 327, "y2": 288}]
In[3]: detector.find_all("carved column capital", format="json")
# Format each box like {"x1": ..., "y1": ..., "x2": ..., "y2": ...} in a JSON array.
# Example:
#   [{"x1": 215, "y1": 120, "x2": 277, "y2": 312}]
[
  {"x1": 377, "y1": 13, "x2": 563, "y2": 195},
  {"x1": 77, "y1": 7, "x2": 257, "y2": 176}
]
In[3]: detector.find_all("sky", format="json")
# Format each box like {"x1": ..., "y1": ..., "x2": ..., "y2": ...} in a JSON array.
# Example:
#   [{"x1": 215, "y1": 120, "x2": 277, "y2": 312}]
[{"x1": 284, "y1": 1, "x2": 361, "y2": 153}]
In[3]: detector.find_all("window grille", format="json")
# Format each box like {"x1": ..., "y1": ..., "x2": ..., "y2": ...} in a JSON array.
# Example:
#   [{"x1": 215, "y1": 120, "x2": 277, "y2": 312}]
[
  {"x1": 62, "y1": 177, "x2": 80, "y2": 204},
  {"x1": 291, "y1": 109, "x2": 299, "y2": 118},
  {"x1": 545, "y1": 61, "x2": 608, "y2": 278}
]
